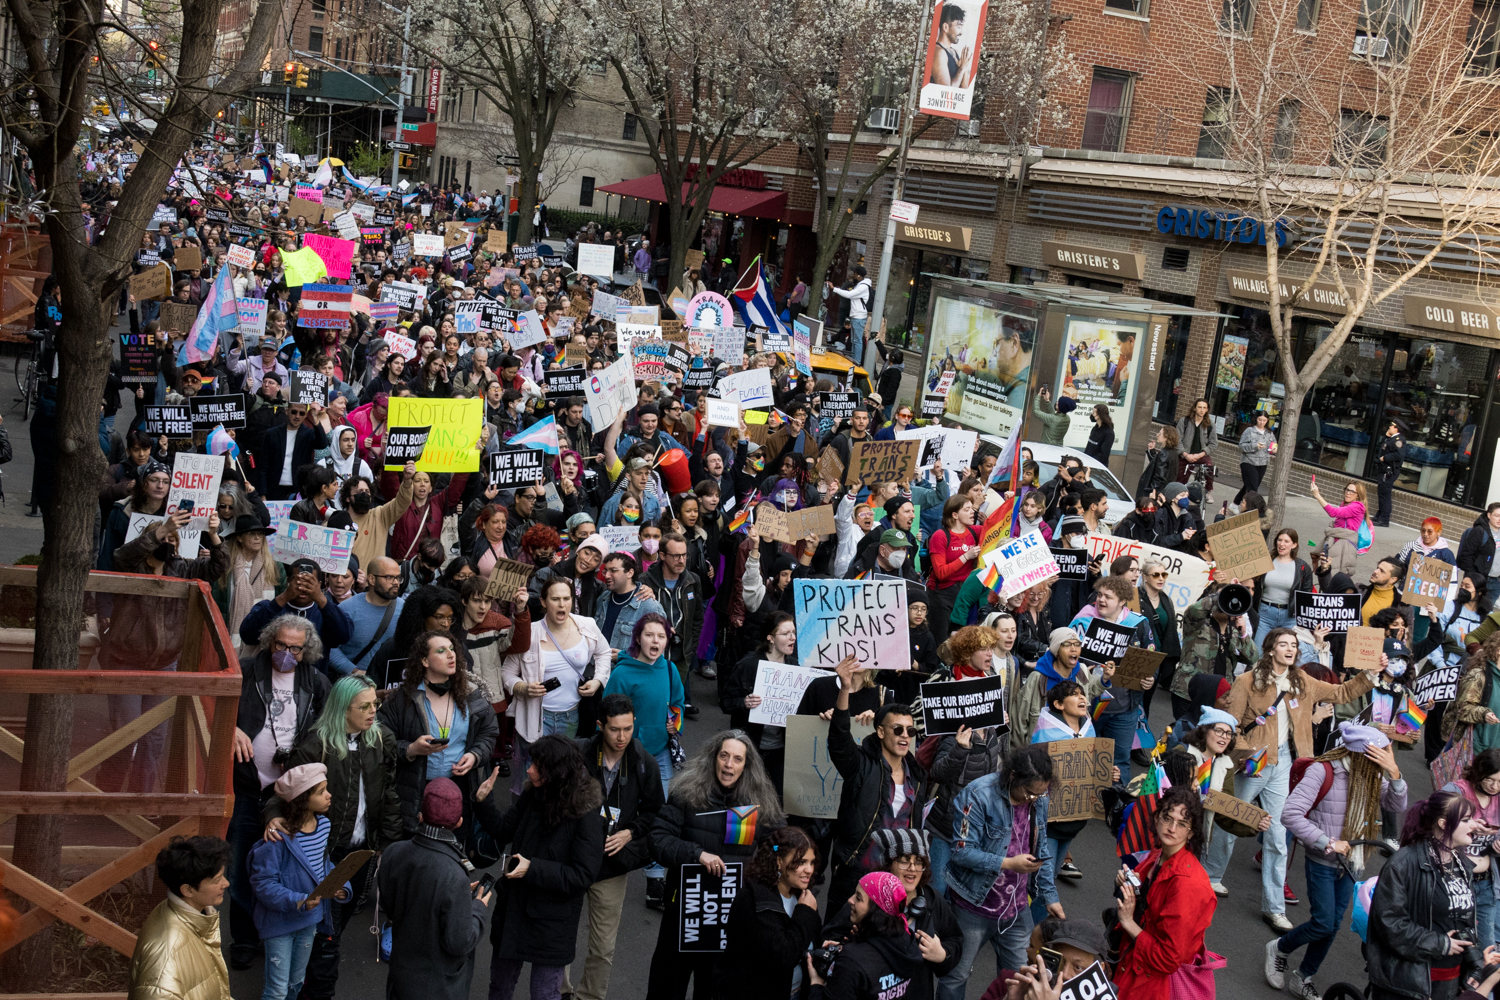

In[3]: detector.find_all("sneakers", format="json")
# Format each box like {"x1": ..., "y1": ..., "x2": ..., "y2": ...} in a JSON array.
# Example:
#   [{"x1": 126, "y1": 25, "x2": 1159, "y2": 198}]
[
  {"x1": 1209, "y1": 881, "x2": 1229, "y2": 897},
  {"x1": 1284, "y1": 882, "x2": 1300, "y2": 906},
  {"x1": 1381, "y1": 838, "x2": 1399, "y2": 854},
  {"x1": 645, "y1": 877, "x2": 665, "y2": 910},
  {"x1": 1288, "y1": 971, "x2": 1322, "y2": 1000},
  {"x1": 1264, "y1": 938, "x2": 1288, "y2": 990},
  {"x1": 1262, "y1": 911, "x2": 1294, "y2": 933},
  {"x1": 698, "y1": 662, "x2": 718, "y2": 679},
  {"x1": 1058, "y1": 861, "x2": 1083, "y2": 881}
]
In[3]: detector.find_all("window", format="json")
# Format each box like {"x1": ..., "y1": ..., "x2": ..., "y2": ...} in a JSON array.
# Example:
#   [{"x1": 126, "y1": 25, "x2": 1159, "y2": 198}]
[
  {"x1": 1357, "y1": 0, "x2": 1412, "y2": 59},
  {"x1": 580, "y1": 176, "x2": 595, "y2": 207},
  {"x1": 824, "y1": 197, "x2": 868, "y2": 214},
  {"x1": 1105, "y1": 0, "x2": 1149, "y2": 16},
  {"x1": 1272, "y1": 101, "x2": 1299, "y2": 161},
  {"x1": 1335, "y1": 109, "x2": 1389, "y2": 168},
  {"x1": 1297, "y1": 0, "x2": 1319, "y2": 27},
  {"x1": 308, "y1": 26, "x2": 324, "y2": 53},
  {"x1": 311, "y1": 0, "x2": 324, "y2": 15},
  {"x1": 1080, "y1": 68, "x2": 1132, "y2": 152},
  {"x1": 1467, "y1": 1, "x2": 1500, "y2": 75},
  {"x1": 1220, "y1": 0, "x2": 1254, "y2": 32},
  {"x1": 1196, "y1": 88, "x2": 1237, "y2": 159},
  {"x1": 1162, "y1": 246, "x2": 1190, "y2": 270},
  {"x1": 622, "y1": 114, "x2": 637, "y2": 141},
  {"x1": 1010, "y1": 266, "x2": 1048, "y2": 285}
]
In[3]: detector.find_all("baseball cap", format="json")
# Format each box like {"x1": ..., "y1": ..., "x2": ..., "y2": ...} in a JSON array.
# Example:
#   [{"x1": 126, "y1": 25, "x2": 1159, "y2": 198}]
[
  {"x1": 1046, "y1": 917, "x2": 1108, "y2": 959},
  {"x1": 879, "y1": 529, "x2": 910, "y2": 549}
]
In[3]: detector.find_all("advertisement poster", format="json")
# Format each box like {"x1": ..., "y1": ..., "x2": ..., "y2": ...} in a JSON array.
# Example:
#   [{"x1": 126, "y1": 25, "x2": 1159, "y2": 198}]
[
  {"x1": 923, "y1": 294, "x2": 1031, "y2": 438},
  {"x1": 1216, "y1": 334, "x2": 1249, "y2": 391},
  {"x1": 919, "y1": 0, "x2": 988, "y2": 120},
  {"x1": 1056, "y1": 314, "x2": 1145, "y2": 455}
]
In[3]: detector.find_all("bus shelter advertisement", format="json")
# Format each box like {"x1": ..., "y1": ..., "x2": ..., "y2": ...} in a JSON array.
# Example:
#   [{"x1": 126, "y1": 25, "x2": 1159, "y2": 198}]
[{"x1": 920, "y1": 288, "x2": 1035, "y2": 439}]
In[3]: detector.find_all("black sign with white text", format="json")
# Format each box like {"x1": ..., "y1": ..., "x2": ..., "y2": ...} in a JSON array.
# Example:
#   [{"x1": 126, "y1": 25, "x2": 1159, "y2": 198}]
[
  {"x1": 1079, "y1": 617, "x2": 1134, "y2": 667},
  {"x1": 676, "y1": 862, "x2": 742, "y2": 953},
  {"x1": 486, "y1": 445, "x2": 548, "y2": 488},
  {"x1": 545, "y1": 366, "x2": 588, "y2": 401},
  {"x1": 143, "y1": 405, "x2": 193, "y2": 438},
  {"x1": 920, "y1": 674, "x2": 1010, "y2": 735},
  {"x1": 189, "y1": 393, "x2": 247, "y2": 430},
  {"x1": 1050, "y1": 547, "x2": 1090, "y2": 581},
  {"x1": 1292, "y1": 591, "x2": 1362, "y2": 633}
]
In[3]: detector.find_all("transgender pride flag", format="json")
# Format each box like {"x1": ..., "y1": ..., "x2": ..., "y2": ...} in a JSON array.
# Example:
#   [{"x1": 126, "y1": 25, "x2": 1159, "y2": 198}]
[{"x1": 178, "y1": 263, "x2": 236, "y2": 365}]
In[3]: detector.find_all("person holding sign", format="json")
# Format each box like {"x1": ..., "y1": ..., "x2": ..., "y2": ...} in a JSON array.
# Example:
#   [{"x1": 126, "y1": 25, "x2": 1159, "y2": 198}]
[
  {"x1": 1255, "y1": 528, "x2": 1319, "y2": 649},
  {"x1": 716, "y1": 825, "x2": 823, "y2": 1000},
  {"x1": 1069, "y1": 577, "x2": 1157, "y2": 777},
  {"x1": 645, "y1": 731, "x2": 785, "y2": 1000},
  {"x1": 98, "y1": 458, "x2": 172, "y2": 571},
  {"x1": 1215, "y1": 627, "x2": 1387, "y2": 934},
  {"x1": 720, "y1": 612, "x2": 799, "y2": 786},
  {"x1": 1269, "y1": 722, "x2": 1407, "y2": 999}
]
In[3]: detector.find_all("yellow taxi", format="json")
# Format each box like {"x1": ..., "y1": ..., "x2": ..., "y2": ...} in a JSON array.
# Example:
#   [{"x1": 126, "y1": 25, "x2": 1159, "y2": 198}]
[{"x1": 772, "y1": 349, "x2": 874, "y2": 398}]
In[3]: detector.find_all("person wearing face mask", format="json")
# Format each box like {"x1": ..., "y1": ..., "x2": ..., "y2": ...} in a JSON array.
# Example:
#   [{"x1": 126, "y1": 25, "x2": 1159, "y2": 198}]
[
  {"x1": 225, "y1": 615, "x2": 332, "y2": 969},
  {"x1": 1112, "y1": 492, "x2": 1160, "y2": 544},
  {"x1": 845, "y1": 528, "x2": 916, "y2": 581},
  {"x1": 1047, "y1": 516, "x2": 1098, "y2": 628},
  {"x1": 340, "y1": 466, "x2": 416, "y2": 569},
  {"x1": 1152, "y1": 481, "x2": 1200, "y2": 555}
]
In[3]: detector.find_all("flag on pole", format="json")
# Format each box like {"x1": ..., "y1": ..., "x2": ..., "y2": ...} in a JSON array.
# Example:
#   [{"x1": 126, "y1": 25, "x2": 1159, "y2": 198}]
[
  {"x1": 207, "y1": 425, "x2": 239, "y2": 459},
  {"x1": 178, "y1": 264, "x2": 236, "y2": 365},
  {"x1": 730, "y1": 256, "x2": 789, "y2": 338},
  {"x1": 311, "y1": 160, "x2": 334, "y2": 188},
  {"x1": 506, "y1": 415, "x2": 560, "y2": 455}
]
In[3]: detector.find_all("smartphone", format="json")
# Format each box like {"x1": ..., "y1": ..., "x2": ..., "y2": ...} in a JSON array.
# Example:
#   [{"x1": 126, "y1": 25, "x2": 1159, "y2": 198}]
[
  {"x1": 542, "y1": 677, "x2": 562, "y2": 692},
  {"x1": 178, "y1": 499, "x2": 194, "y2": 512},
  {"x1": 1039, "y1": 948, "x2": 1064, "y2": 980},
  {"x1": 428, "y1": 736, "x2": 450, "y2": 746},
  {"x1": 473, "y1": 872, "x2": 495, "y2": 897}
]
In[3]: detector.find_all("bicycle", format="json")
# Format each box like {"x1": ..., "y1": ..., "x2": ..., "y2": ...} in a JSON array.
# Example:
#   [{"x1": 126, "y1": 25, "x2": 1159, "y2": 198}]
[{"x1": 12, "y1": 328, "x2": 45, "y2": 421}]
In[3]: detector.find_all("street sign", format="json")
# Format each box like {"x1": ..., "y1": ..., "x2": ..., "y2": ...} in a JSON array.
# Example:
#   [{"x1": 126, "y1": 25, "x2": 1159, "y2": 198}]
[{"x1": 387, "y1": 140, "x2": 411, "y2": 151}]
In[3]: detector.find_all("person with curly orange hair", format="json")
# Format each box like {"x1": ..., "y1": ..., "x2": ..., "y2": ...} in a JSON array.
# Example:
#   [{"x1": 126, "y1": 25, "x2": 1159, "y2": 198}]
[{"x1": 518, "y1": 523, "x2": 561, "y2": 569}]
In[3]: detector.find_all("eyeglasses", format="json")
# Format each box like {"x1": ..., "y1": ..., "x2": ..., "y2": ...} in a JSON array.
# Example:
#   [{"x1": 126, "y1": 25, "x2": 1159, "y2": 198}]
[
  {"x1": 273, "y1": 640, "x2": 305, "y2": 654},
  {"x1": 892, "y1": 856, "x2": 927, "y2": 869},
  {"x1": 372, "y1": 573, "x2": 401, "y2": 581},
  {"x1": 429, "y1": 613, "x2": 456, "y2": 624},
  {"x1": 1210, "y1": 726, "x2": 1235, "y2": 738},
  {"x1": 884, "y1": 724, "x2": 916, "y2": 737}
]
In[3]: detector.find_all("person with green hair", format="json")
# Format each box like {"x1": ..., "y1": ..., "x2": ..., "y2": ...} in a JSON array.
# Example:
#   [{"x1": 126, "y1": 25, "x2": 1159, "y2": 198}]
[{"x1": 263, "y1": 674, "x2": 404, "y2": 1000}]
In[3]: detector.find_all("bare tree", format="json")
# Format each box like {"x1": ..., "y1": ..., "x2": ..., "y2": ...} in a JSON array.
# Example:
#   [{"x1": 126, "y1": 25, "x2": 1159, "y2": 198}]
[
  {"x1": 1157, "y1": 0, "x2": 1500, "y2": 534},
  {"x1": 438, "y1": 122, "x2": 591, "y2": 206},
  {"x1": 0, "y1": 0, "x2": 279, "y2": 982},
  {"x1": 581, "y1": 0, "x2": 784, "y2": 287}
]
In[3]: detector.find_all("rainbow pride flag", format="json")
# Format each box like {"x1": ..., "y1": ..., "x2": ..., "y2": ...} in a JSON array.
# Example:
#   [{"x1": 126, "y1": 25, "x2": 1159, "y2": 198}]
[
  {"x1": 1195, "y1": 758, "x2": 1213, "y2": 796},
  {"x1": 979, "y1": 560, "x2": 1003, "y2": 593},
  {"x1": 1092, "y1": 689, "x2": 1114, "y2": 721},
  {"x1": 725, "y1": 804, "x2": 758, "y2": 846},
  {"x1": 1244, "y1": 747, "x2": 1268, "y2": 777},
  {"x1": 1396, "y1": 698, "x2": 1428, "y2": 735}
]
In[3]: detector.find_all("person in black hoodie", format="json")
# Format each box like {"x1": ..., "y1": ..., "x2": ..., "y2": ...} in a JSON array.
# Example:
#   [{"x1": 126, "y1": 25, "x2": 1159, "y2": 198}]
[
  {"x1": 716, "y1": 824, "x2": 823, "y2": 1000},
  {"x1": 647, "y1": 729, "x2": 786, "y2": 1000},
  {"x1": 806, "y1": 869, "x2": 927, "y2": 1000},
  {"x1": 821, "y1": 829, "x2": 962, "y2": 1000},
  {"x1": 1112, "y1": 492, "x2": 1160, "y2": 544},
  {"x1": 564, "y1": 694, "x2": 664, "y2": 1000},
  {"x1": 721, "y1": 611, "x2": 799, "y2": 790}
]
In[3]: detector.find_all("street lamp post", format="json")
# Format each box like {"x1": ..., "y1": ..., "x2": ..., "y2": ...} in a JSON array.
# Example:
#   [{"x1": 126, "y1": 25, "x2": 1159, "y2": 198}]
[{"x1": 392, "y1": 2, "x2": 411, "y2": 187}]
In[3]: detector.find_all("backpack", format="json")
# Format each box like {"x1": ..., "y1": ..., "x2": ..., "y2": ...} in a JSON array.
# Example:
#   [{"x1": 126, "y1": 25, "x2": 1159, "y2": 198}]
[{"x1": 1288, "y1": 758, "x2": 1336, "y2": 812}]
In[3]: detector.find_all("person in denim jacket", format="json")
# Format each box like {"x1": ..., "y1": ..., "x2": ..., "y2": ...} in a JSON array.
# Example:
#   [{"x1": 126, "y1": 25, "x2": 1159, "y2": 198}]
[{"x1": 936, "y1": 744, "x2": 1058, "y2": 1000}]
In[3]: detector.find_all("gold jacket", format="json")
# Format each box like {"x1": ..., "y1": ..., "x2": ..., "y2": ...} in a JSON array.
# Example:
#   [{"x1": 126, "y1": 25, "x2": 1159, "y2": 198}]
[{"x1": 128, "y1": 897, "x2": 231, "y2": 1000}]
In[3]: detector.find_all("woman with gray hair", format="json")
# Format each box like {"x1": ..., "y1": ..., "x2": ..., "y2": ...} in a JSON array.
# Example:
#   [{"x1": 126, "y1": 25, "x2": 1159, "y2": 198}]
[
  {"x1": 646, "y1": 729, "x2": 785, "y2": 1000},
  {"x1": 1138, "y1": 556, "x2": 1181, "y2": 717}
]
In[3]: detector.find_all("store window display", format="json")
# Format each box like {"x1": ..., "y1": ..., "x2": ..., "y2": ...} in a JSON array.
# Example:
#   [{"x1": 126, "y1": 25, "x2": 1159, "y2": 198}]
[{"x1": 1379, "y1": 338, "x2": 1493, "y2": 505}]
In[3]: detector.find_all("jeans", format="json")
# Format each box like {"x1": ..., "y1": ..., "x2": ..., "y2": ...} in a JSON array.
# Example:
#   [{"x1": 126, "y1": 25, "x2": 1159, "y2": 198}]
[
  {"x1": 261, "y1": 925, "x2": 317, "y2": 1000},
  {"x1": 852, "y1": 316, "x2": 867, "y2": 342},
  {"x1": 511, "y1": 708, "x2": 580, "y2": 796},
  {"x1": 1478, "y1": 875, "x2": 1497, "y2": 951},
  {"x1": 1255, "y1": 604, "x2": 1295, "y2": 650},
  {"x1": 1030, "y1": 832, "x2": 1078, "y2": 925},
  {"x1": 929, "y1": 836, "x2": 953, "y2": 896},
  {"x1": 644, "y1": 748, "x2": 675, "y2": 879},
  {"x1": 489, "y1": 954, "x2": 565, "y2": 1000},
  {"x1": 937, "y1": 901, "x2": 1033, "y2": 998},
  {"x1": 1485, "y1": 576, "x2": 1500, "y2": 616},
  {"x1": 1095, "y1": 707, "x2": 1141, "y2": 777},
  {"x1": 1203, "y1": 750, "x2": 1291, "y2": 914},
  {"x1": 1277, "y1": 858, "x2": 1353, "y2": 977},
  {"x1": 300, "y1": 846, "x2": 376, "y2": 999},
  {"x1": 96, "y1": 691, "x2": 171, "y2": 793}
]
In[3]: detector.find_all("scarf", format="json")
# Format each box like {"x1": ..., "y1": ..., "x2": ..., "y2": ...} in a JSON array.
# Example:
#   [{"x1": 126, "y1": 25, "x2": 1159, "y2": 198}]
[
  {"x1": 1032, "y1": 706, "x2": 1093, "y2": 743},
  {"x1": 228, "y1": 550, "x2": 265, "y2": 636}
]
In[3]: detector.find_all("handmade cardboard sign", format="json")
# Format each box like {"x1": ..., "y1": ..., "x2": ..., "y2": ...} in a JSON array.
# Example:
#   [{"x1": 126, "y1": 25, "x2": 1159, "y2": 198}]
[
  {"x1": 159, "y1": 300, "x2": 200, "y2": 334},
  {"x1": 1045, "y1": 738, "x2": 1114, "y2": 822},
  {"x1": 484, "y1": 556, "x2": 535, "y2": 601},
  {"x1": 1204, "y1": 510, "x2": 1272, "y2": 581},
  {"x1": 783, "y1": 716, "x2": 874, "y2": 819},
  {"x1": 1403, "y1": 553, "x2": 1454, "y2": 610},
  {"x1": 1204, "y1": 789, "x2": 1269, "y2": 831},
  {"x1": 132, "y1": 263, "x2": 173, "y2": 301},
  {"x1": 1112, "y1": 647, "x2": 1167, "y2": 691},
  {"x1": 846, "y1": 440, "x2": 919, "y2": 487},
  {"x1": 1344, "y1": 626, "x2": 1385, "y2": 673}
]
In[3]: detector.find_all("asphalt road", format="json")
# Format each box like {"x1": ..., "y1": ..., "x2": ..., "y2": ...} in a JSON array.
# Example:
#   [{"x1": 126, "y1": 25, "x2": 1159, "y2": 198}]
[{"x1": 1, "y1": 326, "x2": 1430, "y2": 997}]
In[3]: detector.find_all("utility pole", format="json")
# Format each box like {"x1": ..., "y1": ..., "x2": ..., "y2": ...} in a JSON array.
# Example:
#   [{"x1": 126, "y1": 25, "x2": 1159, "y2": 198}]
[
  {"x1": 392, "y1": 1, "x2": 411, "y2": 187},
  {"x1": 868, "y1": 0, "x2": 934, "y2": 337}
]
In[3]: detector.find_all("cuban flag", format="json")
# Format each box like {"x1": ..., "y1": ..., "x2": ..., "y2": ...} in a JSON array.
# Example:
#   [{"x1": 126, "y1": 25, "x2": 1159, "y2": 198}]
[
  {"x1": 178, "y1": 263, "x2": 236, "y2": 365},
  {"x1": 507, "y1": 415, "x2": 560, "y2": 455},
  {"x1": 731, "y1": 256, "x2": 789, "y2": 338},
  {"x1": 298, "y1": 284, "x2": 353, "y2": 329}
]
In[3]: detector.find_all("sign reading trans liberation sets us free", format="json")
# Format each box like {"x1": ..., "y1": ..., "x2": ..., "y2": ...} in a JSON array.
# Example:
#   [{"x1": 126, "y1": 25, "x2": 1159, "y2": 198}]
[{"x1": 793, "y1": 579, "x2": 910, "y2": 674}]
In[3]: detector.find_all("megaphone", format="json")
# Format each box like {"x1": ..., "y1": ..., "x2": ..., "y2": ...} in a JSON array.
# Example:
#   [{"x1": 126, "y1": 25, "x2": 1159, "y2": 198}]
[{"x1": 1217, "y1": 583, "x2": 1253, "y2": 616}]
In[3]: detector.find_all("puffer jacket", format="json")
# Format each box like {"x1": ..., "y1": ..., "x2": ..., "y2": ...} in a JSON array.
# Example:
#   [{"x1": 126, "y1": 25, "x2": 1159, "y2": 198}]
[
  {"x1": 923, "y1": 731, "x2": 1006, "y2": 844},
  {"x1": 127, "y1": 897, "x2": 231, "y2": 1000},
  {"x1": 1281, "y1": 753, "x2": 1408, "y2": 864},
  {"x1": 1366, "y1": 840, "x2": 1483, "y2": 999}
]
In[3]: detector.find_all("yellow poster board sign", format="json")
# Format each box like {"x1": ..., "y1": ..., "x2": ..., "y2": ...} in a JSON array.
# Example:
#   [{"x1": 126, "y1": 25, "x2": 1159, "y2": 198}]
[
  {"x1": 281, "y1": 246, "x2": 328, "y2": 288},
  {"x1": 387, "y1": 397, "x2": 483, "y2": 472}
]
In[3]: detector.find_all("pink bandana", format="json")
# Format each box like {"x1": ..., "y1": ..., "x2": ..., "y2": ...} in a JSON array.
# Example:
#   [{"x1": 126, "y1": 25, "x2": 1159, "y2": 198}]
[{"x1": 859, "y1": 871, "x2": 908, "y2": 930}]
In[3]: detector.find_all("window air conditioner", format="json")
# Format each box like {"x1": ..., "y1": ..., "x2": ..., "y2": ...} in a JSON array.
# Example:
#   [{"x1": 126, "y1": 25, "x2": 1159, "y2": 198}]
[
  {"x1": 1353, "y1": 34, "x2": 1390, "y2": 57},
  {"x1": 867, "y1": 107, "x2": 900, "y2": 132},
  {"x1": 956, "y1": 118, "x2": 981, "y2": 137}
]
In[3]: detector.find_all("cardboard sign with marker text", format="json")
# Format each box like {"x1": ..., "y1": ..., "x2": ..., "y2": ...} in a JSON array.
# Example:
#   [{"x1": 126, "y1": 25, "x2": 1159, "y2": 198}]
[
  {"x1": 484, "y1": 557, "x2": 535, "y2": 600},
  {"x1": 1344, "y1": 626, "x2": 1385, "y2": 673},
  {"x1": 159, "y1": 300, "x2": 200, "y2": 335},
  {"x1": 132, "y1": 263, "x2": 173, "y2": 302},
  {"x1": 1045, "y1": 738, "x2": 1114, "y2": 822},
  {"x1": 846, "y1": 440, "x2": 919, "y2": 487},
  {"x1": 1204, "y1": 509, "x2": 1272, "y2": 581},
  {"x1": 1204, "y1": 789, "x2": 1269, "y2": 831},
  {"x1": 1112, "y1": 647, "x2": 1167, "y2": 691},
  {"x1": 755, "y1": 502, "x2": 792, "y2": 544},
  {"x1": 1403, "y1": 553, "x2": 1454, "y2": 610},
  {"x1": 817, "y1": 449, "x2": 845, "y2": 486}
]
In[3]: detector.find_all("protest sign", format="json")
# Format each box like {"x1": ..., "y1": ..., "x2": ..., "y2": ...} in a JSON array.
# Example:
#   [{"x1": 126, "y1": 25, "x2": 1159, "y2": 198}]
[
  {"x1": 676, "y1": 863, "x2": 742, "y2": 953},
  {"x1": 705, "y1": 398, "x2": 739, "y2": 428},
  {"x1": 577, "y1": 242, "x2": 615, "y2": 280},
  {"x1": 360, "y1": 227, "x2": 384, "y2": 247},
  {"x1": 120, "y1": 331, "x2": 158, "y2": 383},
  {"x1": 919, "y1": 675, "x2": 1009, "y2": 735},
  {"x1": 821, "y1": 391, "x2": 859, "y2": 422},
  {"x1": 661, "y1": 318, "x2": 687, "y2": 343},
  {"x1": 1344, "y1": 626, "x2": 1385, "y2": 673},
  {"x1": 1204, "y1": 510, "x2": 1272, "y2": 581},
  {"x1": 1045, "y1": 737, "x2": 1114, "y2": 822},
  {"x1": 921, "y1": 393, "x2": 945, "y2": 419},
  {"x1": 385, "y1": 331, "x2": 418, "y2": 360},
  {"x1": 583, "y1": 357, "x2": 638, "y2": 429},
  {"x1": 711, "y1": 325, "x2": 746, "y2": 365},
  {"x1": 447, "y1": 244, "x2": 472, "y2": 264},
  {"x1": 793, "y1": 316, "x2": 819, "y2": 376},
  {"x1": 684, "y1": 363, "x2": 715, "y2": 391},
  {"x1": 303, "y1": 234, "x2": 356, "y2": 280},
  {"x1": 174, "y1": 246, "x2": 203, "y2": 273},
  {"x1": 762, "y1": 327, "x2": 792, "y2": 354},
  {"x1": 289, "y1": 370, "x2": 328, "y2": 407},
  {"x1": 685, "y1": 291, "x2": 733, "y2": 328},
  {"x1": 387, "y1": 397, "x2": 482, "y2": 472},
  {"x1": 288, "y1": 196, "x2": 323, "y2": 222},
  {"x1": 270, "y1": 519, "x2": 356, "y2": 574},
  {"x1": 787, "y1": 504, "x2": 838, "y2": 540},
  {"x1": 716, "y1": 368, "x2": 774, "y2": 408},
  {"x1": 1050, "y1": 547, "x2": 1089, "y2": 581},
  {"x1": 1204, "y1": 789, "x2": 1270, "y2": 832},
  {"x1": 382, "y1": 426, "x2": 431, "y2": 469},
  {"x1": 351, "y1": 202, "x2": 376, "y2": 223},
  {"x1": 368, "y1": 301, "x2": 400, "y2": 323},
  {"x1": 142, "y1": 404, "x2": 193, "y2": 438},
  {"x1": 816, "y1": 449, "x2": 845, "y2": 486},
  {"x1": 294, "y1": 184, "x2": 323, "y2": 203},
  {"x1": 189, "y1": 394, "x2": 247, "y2": 430},
  {"x1": 983, "y1": 530, "x2": 1061, "y2": 599},
  {"x1": 510, "y1": 310, "x2": 547, "y2": 350},
  {"x1": 159, "y1": 300, "x2": 200, "y2": 335},
  {"x1": 166, "y1": 453, "x2": 223, "y2": 538},
  {"x1": 1112, "y1": 647, "x2": 1167, "y2": 692},
  {"x1": 631, "y1": 339, "x2": 670, "y2": 381},
  {"x1": 226, "y1": 244, "x2": 257, "y2": 269},
  {"x1": 599, "y1": 525, "x2": 642, "y2": 554},
  {"x1": 512, "y1": 243, "x2": 539, "y2": 262},
  {"x1": 1083, "y1": 534, "x2": 1211, "y2": 618},
  {"x1": 150, "y1": 204, "x2": 177, "y2": 225},
  {"x1": 1403, "y1": 553, "x2": 1454, "y2": 610},
  {"x1": 484, "y1": 557, "x2": 535, "y2": 601},
  {"x1": 1413, "y1": 662, "x2": 1462, "y2": 706},
  {"x1": 754, "y1": 502, "x2": 792, "y2": 544},
  {"x1": 544, "y1": 366, "x2": 588, "y2": 402},
  {"x1": 138, "y1": 249, "x2": 162, "y2": 269},
  {"x1": 664, "y1": 343, "x2": 691, "y2": 380},
  {"x1": 486, "y1": 446, "x2": 548, "y2": 488},
  {"x1": 749, "y1": 663, "x2": 827, "y2": 728},
  {"x1": 132, "y1": 262, "x2": 172, "y2": 301},
  {"x1": 1057, "y1": 963, "x2": 1118, "y2": 1000},
  {"x1": 784, "y1": 716, "x2": 875, "y2": 819},
  {"x1": 1292, "y1": 591, "x2": 1361, "y2": 633},
  {"x1": 381, "y1": 280, "x2": 426, "y2": 311},
  {"x1": 297, "y1": 284, "x2": 353, "y2": 328},
  {"x1": 485, "y1": 229, "x2": 508, "y2": 254},
  {"x1": 793, "y1": 579, "x2": 909, "y2": 673},
  {"x1": 846, "y1": 440, "x2": 919, "y2": 487},
  {"x1": 263, "y1": 500, "x2": 295, "y2": 533},
  {"x1": 125, "y1": 512, "x2": 164, "y2": 545},
  {"x1": 1078, "y1": 617, "x2": 1134, "y2": 667},
  {"x1": 411, "y1": 233, "x2": 444, "y2": 257},
  {"x1": 591, "y1": 289, "x2": 629, "y2": 320}
]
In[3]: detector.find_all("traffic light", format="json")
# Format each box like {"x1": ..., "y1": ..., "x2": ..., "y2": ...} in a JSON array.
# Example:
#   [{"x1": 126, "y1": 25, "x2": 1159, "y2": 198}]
[
  {"x1": 399, "y1": 153, "x2": 418, "y2": 169},
  {"x1": 295, "y1": 64, "x2": 309, "y2": 89},
  {"x1": 284, "y1": 61, "x2": 296, "y2": 83},
  {"x1": 144, "y1": 40, "x2": 162, "y2": 69}
]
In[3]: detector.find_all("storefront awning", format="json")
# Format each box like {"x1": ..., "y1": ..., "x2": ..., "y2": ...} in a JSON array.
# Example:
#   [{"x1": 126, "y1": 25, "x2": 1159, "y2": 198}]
[
  {"x1": 930, "y1": 276, "x2": 1235, "y2": 318},
  {"x1": 597, "y1": 174, "x2": 790, "y2": 221}
]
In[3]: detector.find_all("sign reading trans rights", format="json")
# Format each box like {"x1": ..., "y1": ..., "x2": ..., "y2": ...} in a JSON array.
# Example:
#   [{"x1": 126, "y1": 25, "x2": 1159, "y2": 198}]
[{"x1": 792, "y1": 579, "x2": 909, "y2": 674}]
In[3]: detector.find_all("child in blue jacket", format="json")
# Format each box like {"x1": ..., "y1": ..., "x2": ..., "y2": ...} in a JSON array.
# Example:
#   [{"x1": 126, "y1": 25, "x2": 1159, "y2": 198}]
[{"x1": 248, "y1": 763, "x2": 350, "y2": 1000}]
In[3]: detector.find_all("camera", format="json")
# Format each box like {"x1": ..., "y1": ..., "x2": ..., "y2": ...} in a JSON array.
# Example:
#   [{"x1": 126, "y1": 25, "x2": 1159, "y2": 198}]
[
  {"x1": 272, "y1": 745, "x2": 295, "y2": 767},
  {"x1": 809, "y1": 942, "x2": 843, "y2": 979},
  {"x1": 1113, "y1": 867, "x2": 1141, "y2": 904}
]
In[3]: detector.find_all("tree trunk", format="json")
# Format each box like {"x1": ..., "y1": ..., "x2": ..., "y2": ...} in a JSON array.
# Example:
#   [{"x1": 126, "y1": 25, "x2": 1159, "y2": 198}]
[
  {"x1": 516, "y1": 167, "x2": 538, "y2": 244},
  {"x1": 1261, "y1": 382, "x2": 1307, "y2": 542}
]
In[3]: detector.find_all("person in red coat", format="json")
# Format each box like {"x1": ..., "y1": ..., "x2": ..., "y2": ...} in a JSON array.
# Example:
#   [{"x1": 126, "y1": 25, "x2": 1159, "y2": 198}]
[
  {"x1": 926, "y1": 494, "x2": 981, "y2": 644},
  {"x1": 1112, "y1": 786, "x2": 1219, "y2": 1000}
]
